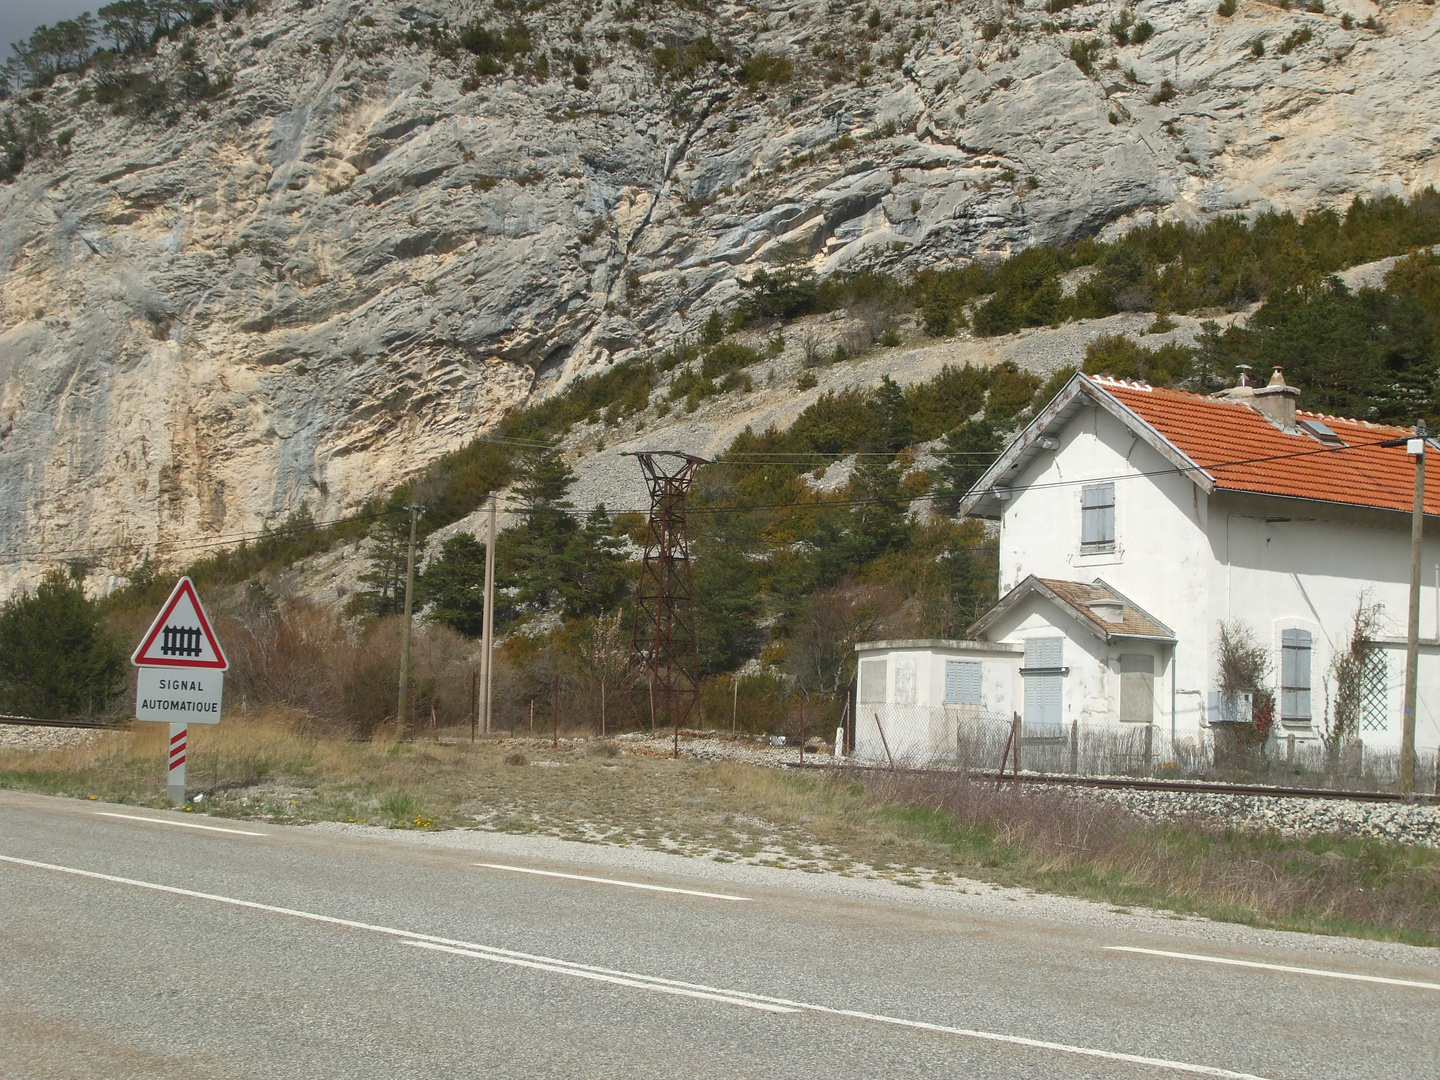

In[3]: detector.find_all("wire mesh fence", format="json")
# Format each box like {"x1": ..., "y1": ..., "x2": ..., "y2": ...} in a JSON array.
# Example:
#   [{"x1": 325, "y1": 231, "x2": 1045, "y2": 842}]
[{"x1": 853, "y1": 704, "x2": 1440, "y2": 793}]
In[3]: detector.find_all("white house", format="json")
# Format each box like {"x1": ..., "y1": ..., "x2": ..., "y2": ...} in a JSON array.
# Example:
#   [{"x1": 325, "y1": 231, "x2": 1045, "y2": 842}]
[{"x1": 935, "y1": 368, "x2": 1440, "y2": 760}]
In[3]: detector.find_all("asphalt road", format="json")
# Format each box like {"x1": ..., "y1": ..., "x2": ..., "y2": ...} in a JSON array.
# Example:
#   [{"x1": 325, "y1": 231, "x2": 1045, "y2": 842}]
[{"x1": 2, "y1": 790, "x2": 1438, "y2": 1080}]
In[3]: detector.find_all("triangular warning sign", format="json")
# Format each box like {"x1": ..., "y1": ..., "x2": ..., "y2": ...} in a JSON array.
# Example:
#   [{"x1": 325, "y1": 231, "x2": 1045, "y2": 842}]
[{"x1": 132, "y1": 577, "x2": 228, "y2": 670}]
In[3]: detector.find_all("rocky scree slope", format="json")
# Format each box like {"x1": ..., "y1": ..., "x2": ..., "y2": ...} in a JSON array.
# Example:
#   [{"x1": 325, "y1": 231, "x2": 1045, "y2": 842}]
[{"x1": 1, "y1": 0, "x2": 1436, "y2": 594}]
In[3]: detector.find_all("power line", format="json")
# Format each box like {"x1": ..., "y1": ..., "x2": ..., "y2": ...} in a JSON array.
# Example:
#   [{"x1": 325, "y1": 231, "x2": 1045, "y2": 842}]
[{"x1": 0, "y1": 433, "x2": 1409, "y2": 565}]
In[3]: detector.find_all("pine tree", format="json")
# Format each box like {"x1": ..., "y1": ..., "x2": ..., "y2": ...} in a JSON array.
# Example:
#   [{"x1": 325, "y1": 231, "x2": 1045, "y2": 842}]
[{"x1": 0, "y1": 569, "x2": 126, "y2": 719}]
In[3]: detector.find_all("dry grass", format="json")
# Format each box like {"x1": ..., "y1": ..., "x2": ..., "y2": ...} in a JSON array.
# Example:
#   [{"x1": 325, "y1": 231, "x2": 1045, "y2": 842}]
[{"x1": 2, "y1": 713, "x2": 1437, "y2": 946}]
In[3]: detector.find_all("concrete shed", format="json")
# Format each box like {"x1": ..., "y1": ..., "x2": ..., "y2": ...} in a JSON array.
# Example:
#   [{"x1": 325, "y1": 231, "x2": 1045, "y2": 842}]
[{"x1": 851, "y1": 639, "x2": 1021, "y2": 763}]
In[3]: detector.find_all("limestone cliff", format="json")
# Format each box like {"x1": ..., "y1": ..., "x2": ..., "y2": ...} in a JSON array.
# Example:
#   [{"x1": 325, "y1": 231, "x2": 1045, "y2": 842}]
[{"x1": 1, "y1": 0, "x2": 1436, "y2": 592}]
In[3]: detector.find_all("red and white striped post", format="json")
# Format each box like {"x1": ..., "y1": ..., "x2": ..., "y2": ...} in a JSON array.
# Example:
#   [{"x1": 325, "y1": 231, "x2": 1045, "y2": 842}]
[{"x1": 168, "y1": 724, "x2": 187, "y2": 805}]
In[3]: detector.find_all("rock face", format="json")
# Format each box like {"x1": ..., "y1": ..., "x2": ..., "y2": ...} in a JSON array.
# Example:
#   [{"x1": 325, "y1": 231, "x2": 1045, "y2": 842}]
[{"x1": 1, "y1": 0, "x2": 1436, "y2": 593}]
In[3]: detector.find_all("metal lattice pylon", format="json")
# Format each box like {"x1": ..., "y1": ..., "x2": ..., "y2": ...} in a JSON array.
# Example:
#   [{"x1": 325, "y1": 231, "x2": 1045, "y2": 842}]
[{"x1": 626, "y1": 451, "x2": 708, "y2": 756}]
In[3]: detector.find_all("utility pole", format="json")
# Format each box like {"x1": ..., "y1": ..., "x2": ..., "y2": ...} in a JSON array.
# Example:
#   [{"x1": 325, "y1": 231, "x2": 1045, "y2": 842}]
[
  {"x1": 481, "y1": 493, "x2": 497, "y2": 735},
  {"x1": 1402, "y1": 425, "x2": 1428, "y2": 794},
  {"x1": 396, "y1": 504, "x2": 422, "y2": 740}
]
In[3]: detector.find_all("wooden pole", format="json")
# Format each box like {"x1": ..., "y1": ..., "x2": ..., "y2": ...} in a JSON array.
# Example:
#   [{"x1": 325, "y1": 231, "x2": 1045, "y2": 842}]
[
  {"x1": 396, "y1": 504, "x2": 420, "y2": 740},
  {"x1": 732, "y1": 673, "x2": 739, "y2": 740},
  {"x1": 552, "y1": 673, "x2": 559, "y2": 749},
  {"x1": 481, "y1": 493, "x2": 497, "y2": 735},
  {"x1": 470, "y1": 669, "x2": 478, "y2": 742}
]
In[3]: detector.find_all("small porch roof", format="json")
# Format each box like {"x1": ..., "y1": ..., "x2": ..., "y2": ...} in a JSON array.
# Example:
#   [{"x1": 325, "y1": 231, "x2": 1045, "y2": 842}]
[{"x1": 968, "y1": 576, "x2": 1176, "y2": 645}]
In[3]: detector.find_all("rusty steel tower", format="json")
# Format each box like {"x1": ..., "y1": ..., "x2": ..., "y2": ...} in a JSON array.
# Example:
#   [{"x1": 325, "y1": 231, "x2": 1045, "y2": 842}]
[{"x1": 625, "y1": 450, "x2": 708, "y2": 756}]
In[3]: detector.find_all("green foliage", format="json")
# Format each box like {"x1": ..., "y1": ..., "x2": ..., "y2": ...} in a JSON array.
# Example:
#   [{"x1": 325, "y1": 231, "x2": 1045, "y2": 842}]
[
  {"x1": 931, "y1": 420, "x2": 1003, "y2": 513},
  {"x1": 0, "y1": 570, "x2": 126, "y2": 719},
  {"x1": 909, "y1": 189, "x2": 1440, "y2": 341},
  {"x1": 701, "y1": 340, "x2": 763, "y2": 380},
  {"x1": 1069, "y1": 37, "x2": 1103, "y2": 75},
  {"x1": 354, "y1": 514, "x2": 425, "y2": 619},
  {"x1": 738, "y1": 51, "x2": 792, "y2": 85},
  {"x1": 1193, "y1": 264, "x2": 1440, "y2": 421},
  {"x1": 93, "y1": 68, "x2": 170, "y2": 115},
  {"x1": 1217, "y1": 0, "x2": 1237, "y2": 12},
  {"x1": 1082, "y1": 333, "x2": 1195, "y2": 386},
  {"x1": 652, "y1": 35, "x2": 726, "y2": 81},
  {"x1": 419, "y1": 533, "x2": 488, "y2": 637},
  {"x1": 1277, "y1": 26, "x2": 1312, "y2": 55},
  {"x1": 459, "y1": 20, "x2": 532, "y2": 58}
]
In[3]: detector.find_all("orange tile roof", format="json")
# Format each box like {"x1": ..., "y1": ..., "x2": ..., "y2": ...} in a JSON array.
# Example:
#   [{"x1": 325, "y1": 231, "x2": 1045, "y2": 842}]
[{"x1": 1090, "y1": 376, "x2": 1437, "y2": 516}]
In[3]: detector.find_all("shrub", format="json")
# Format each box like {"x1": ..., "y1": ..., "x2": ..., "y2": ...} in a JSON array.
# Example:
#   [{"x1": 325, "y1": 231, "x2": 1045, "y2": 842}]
[
  {"x1": 1149, "y1": 77, "x2": 1177, "y2": 104},
  {"x1": 1217, "y1": 0, "x2": 1237, "y2": 15},
  {"x1": 1277, "y1": 26, "x2": 1312, "y2": 54},
  {"x1": 1082, "y1": 333, "x2": 1195, "y2": 386},
  {"x1": 739, "y1": 51, "x2": 793, "y2": 85},
  {"x1": 1068, "y1": 37, "x2": 1103, "y2": 75},
  {"x1": 0, "y1": 570, "x2": 126, "y2": 720}
]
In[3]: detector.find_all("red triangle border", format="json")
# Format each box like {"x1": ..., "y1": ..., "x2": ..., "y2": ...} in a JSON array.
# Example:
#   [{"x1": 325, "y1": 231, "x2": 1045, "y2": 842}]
[{"x1": 131, "y1": 577, "x2": 229, "y2": 669}]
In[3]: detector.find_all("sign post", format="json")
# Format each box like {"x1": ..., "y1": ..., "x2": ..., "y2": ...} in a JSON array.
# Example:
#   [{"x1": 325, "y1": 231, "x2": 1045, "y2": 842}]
[{"x1": 131, "y1": 577, "x2": 228, "y2": 805}]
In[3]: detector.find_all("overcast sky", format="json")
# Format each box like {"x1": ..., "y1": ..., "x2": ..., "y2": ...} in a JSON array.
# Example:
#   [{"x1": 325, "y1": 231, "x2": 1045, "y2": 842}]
[{"x1": 3, "y1": 0, "x2": 101, "y2": 56}]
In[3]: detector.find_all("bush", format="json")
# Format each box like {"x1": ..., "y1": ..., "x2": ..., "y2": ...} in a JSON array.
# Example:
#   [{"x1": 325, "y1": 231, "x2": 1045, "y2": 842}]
[
  {"x1": 1082, "y1": 333, "x2": 1194, "y2": 386},
  {"x1": 1217, "y1": 0, "x2": 1237, "y2": 15},
  {"x1": 1069, "y1": 37, "x2": 1103, "y2": 75},
  {"x1": 0, "y1": 570, "x2": 127, "y2": 719},
  {"x1": 738, "y1": 51, "x2": 792, "y2": 85}
]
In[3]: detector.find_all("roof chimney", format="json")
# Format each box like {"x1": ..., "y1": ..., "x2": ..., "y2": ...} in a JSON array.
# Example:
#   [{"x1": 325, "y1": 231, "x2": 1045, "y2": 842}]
[
  {"x1": 1252, "y1": 366, "x2": 1300, "y2": 430},
  {"x1": 1212, "y1": 365, "x2": 1256, "y2": 403}
]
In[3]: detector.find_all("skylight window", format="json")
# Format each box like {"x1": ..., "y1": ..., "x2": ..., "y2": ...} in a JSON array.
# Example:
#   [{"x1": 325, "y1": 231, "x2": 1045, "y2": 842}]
[{"x1": 1297, "y1": 418, "x2": 1343, "y2": 445}]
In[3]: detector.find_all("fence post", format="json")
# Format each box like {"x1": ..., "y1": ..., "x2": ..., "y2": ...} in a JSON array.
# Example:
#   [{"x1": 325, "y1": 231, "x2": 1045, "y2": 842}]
[
  {"x1": 1143, "y1": 723, "x2": 1153, "y2": 774},
  {"x1": 873, "y1": 711, "x2": 896, "y2": 771},
  {"x1": 1012, "y1": 712, "x2": 1022, "y2": 777},
  {"x1": 1286, "y1": 734, "x2": 1295, "y2": 768},
  {"x1": 1069, "y1": 720, "x2": 1079, "y2": 775}
]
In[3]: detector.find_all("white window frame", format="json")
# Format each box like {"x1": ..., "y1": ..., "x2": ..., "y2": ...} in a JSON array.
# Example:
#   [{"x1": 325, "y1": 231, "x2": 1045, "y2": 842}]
[{"x1": 858, "y1": 658, "x2": 887, "y2": 704}]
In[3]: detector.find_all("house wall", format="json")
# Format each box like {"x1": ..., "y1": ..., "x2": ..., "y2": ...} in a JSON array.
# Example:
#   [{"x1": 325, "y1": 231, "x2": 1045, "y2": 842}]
[
  {"x1": 853, "y1": 644, "x2": 1020, "y2": 762},
  {"x1": 1209, "y1": 492, "x2": 1440, "y2": 753},
  {"x1": 993, "y1": 399, "x2": 1440, "y2": 753},
  {"x1": 996, "y1": 402, "x2": 1207, "y2": 734},
  {"x1": 980, "y1": 595, "x2": 1175, "y2": 737}
]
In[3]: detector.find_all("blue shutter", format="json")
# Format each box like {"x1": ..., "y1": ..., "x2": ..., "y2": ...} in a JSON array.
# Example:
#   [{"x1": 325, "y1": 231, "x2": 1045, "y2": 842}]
[
  {"x1": 945, "y1": 661, "x2": 982, "y2": 705},
  {"x1": 1281, "y1": 629, "x2": 1312, "y2": 720}
]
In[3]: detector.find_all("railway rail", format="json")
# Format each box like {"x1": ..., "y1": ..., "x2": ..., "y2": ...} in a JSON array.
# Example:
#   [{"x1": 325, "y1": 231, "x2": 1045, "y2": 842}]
[
  {"x1": 797, "y1": 759, "x2": 1440, "y2": 805},
  {"x1": 0, "y1": 714, "x2": 131, "y2": 731}
]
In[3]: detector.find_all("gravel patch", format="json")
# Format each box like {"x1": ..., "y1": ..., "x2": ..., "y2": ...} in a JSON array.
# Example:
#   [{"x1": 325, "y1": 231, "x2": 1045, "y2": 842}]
[
  {"x1": 0, "y1": 726, "x2": 113, "y2": 751},
  {"x1": 613, "y1": 732, "x2": 1440, "y2": 848},
  {"x1": 1069, "y1": 786, "x2": 1440, "y2": 848}
]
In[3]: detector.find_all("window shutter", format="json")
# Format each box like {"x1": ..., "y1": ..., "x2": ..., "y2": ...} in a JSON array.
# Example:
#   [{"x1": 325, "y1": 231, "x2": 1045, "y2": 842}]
[
  {"x1": 1280, "y1": 629, "x2": 1313, "y2": 721},
  {"x1": 945, "y1": 661, "x2": 982, "y2": 705},
  {"x1": 1025, "y1": 637, "x2": 1063, "y2": 669},
  {"x1": 1081, "y1": 483, "x2": 1115, "y2": 548}
]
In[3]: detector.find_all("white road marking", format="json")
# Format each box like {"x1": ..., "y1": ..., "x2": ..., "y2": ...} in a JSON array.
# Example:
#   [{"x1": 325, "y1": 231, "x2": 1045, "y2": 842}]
[
  {"x1": 475, "y1": 861, "x2": 751, "y2": 901},
  {"x1": 404, "y1": 942, "x2": 794, "y2": 1013},
  {"x1": 95, "y1": 812, "x2": 266, "y2": 837},
  {"x1": 1107, "y1": 946, "x2": 1440, "y2": 992},
  {"x1": 0, "y1": 853, "x2": 1269, "y2": 1080}
]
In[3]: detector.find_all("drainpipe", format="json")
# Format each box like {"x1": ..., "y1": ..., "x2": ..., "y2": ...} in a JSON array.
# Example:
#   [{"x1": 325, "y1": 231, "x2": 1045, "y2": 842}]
[{"x1": 1170, "y1": 643, "x2": 1178, "y2": 747}]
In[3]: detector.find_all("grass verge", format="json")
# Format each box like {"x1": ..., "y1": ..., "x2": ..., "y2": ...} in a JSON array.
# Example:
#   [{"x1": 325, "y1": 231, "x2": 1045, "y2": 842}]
[{"x1": 2, "y1": 715, "x2": 1436, "y2": 947}]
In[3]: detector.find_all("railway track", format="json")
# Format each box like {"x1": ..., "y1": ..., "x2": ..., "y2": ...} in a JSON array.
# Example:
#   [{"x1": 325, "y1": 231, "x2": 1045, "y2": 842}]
[
  {"x1": 0, "y1": 715, "x2": 131, "y2": 731},
  {"x1": 797, "y1": 760, "x2": 1440, "y2": 805}
]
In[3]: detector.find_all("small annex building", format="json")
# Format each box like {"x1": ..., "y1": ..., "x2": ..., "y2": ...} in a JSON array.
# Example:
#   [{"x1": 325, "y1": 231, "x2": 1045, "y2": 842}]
[
  {"x1": 933, "y1": 368, "x2": 1440, "y2": 761},
  {"x1": 853, "y1": 580, "x2": 1175, "y2": 763}
]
